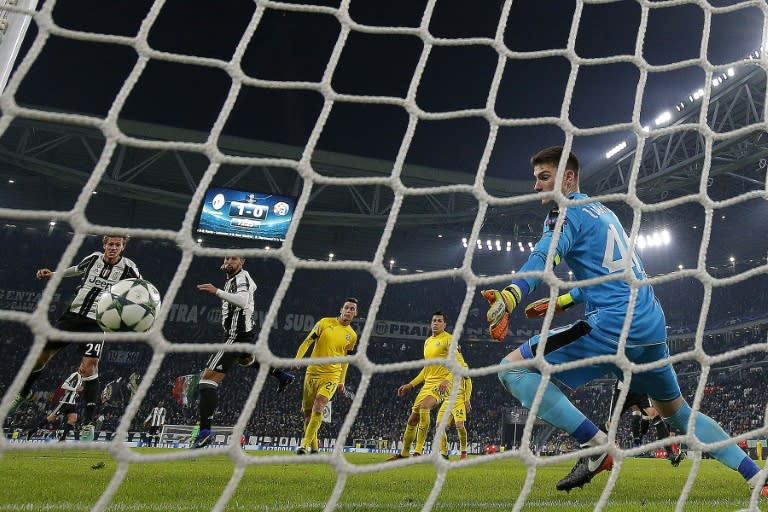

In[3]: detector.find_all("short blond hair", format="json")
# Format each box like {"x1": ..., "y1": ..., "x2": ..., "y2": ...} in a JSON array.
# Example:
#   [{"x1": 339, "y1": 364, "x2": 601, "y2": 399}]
[{"x1": 102, "y1": 235, "x2": 129, "y2": 246}]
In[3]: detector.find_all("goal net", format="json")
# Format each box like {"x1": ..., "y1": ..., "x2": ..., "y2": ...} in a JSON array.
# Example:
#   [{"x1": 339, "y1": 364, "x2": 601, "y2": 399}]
[{"x1": 1, "y1": 1, "x2": 768, "y2": 511}]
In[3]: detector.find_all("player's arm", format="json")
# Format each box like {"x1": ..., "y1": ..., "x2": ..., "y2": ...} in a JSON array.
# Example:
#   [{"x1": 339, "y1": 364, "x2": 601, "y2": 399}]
[
  {"x1": 60, "y1": 373, "x2": 79, "y2": 392},
  {"x1": 524, "y1": 288, "x2": 582, "y2": 318},
  {"x1": 464, "y1": 376, "x2": 473, "y2": 412},
  {"x1": 293, "y1": 323, "x2": 322, "y2": 368},
  {"x1": 339, "y1": 340, "x2": 355, "y2": 394}
]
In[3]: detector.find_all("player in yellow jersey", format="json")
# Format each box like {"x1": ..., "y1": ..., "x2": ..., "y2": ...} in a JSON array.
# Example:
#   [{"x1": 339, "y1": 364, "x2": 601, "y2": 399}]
[
  {"x1": 388, "y1": 311, "x2": 459, "y2": 460},
  {"x1": 293, "y1": 298, "x2": 358, "y2": 455},
  {"x1": 435, "y1": 355, "x2": 472, "y2": 461}
]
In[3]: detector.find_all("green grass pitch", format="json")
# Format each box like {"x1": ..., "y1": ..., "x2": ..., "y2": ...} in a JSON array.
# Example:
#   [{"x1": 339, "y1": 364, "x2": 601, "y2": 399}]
[{"x1": 0, "y1": 448, "x2": 764, "y2": 511}]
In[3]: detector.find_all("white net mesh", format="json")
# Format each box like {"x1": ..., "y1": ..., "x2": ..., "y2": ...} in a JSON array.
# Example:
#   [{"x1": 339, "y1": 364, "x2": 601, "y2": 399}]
[{"x1": 1, "y1": 1, "x2": 768, "y2": 511}]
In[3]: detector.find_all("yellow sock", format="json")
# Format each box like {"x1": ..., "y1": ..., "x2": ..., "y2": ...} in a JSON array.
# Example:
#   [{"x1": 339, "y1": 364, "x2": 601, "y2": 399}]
[
  {"x1": 311, "y1": 436, "x2": 319, "y2": 451},
  {"x1": 414, "y1": 408, "x2": 431, "y2": 455},
  {"x1": 302, "y1": 411, "x2": 322, "y2": 449},
  {"x1": 436, "y1": 411, "x2": 447, "y2": 456},
  {"x1": 457, "y1": 426, "x2": 467, "y2": 453},
  {"x1": 401, "y1": 423, "x2": 417, "y2": 456}
]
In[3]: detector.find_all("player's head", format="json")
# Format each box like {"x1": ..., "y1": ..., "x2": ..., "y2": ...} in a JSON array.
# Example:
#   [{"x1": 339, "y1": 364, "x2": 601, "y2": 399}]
[
  {"x1": 102, "y1": 235, "x2": 128, "y2": 264},
  {"x1": 431, "y1": 311, "x2": 447, "y2": 334},
  {"x1": 530, "y1": 146, "x2": 580, "y2": 204},
  {"x1": 338, "y1": 297, "x2": 359, "y2": 325},
  {"x1": 222, "y1": 255, "x2": 245, "y2": 275}
]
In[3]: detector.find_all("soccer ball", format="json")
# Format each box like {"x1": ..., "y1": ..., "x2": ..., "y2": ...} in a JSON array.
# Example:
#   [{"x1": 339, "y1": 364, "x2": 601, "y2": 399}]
[{"x1": 96, "y1": 278, "x2": 162, "y2": 332}]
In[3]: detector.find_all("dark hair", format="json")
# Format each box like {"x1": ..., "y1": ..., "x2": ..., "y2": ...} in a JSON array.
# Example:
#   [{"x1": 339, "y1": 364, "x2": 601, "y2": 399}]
[
  {"x1": 530, "y1": 146, "x2": 579, "y2": 176},
  {"x1": 432, "y1": 310, "x2": 448, "y2": 323},
  {"x1": 343, "y1": 297, "x2": 359, "y2": 306}
]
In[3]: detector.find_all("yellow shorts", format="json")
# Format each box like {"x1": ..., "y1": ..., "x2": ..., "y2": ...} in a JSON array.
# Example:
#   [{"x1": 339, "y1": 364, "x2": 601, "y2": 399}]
[
  {"x1": 302, "y1": 374, "x2": 339, "y2": 411},
  {"x1": 437, "y1": 395, "x2": 467, "y2": 423},
  {"x1": 411, "y1": 380, "x2": 451, "y2": 412}
]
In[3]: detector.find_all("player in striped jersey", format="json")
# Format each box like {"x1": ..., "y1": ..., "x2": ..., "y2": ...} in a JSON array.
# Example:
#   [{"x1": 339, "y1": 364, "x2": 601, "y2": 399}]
[
  {"x1": 190, "y1": 255, "x2": 294, "y2": 449},
  {"x1": 9, "y1": 235, "x2": 140, "y2": 441},
  {"x1": 24, "y1": 370, "x2": 83, "y2": 442},
  {"x1": 143, "y1": 401, "x2": 167, "y2": 447}
]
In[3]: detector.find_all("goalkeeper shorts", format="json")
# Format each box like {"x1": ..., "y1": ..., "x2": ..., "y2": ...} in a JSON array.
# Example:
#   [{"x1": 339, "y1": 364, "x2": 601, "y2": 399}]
[{"x1": 519, "y1": 324, "x2": 681, "y2": 402}]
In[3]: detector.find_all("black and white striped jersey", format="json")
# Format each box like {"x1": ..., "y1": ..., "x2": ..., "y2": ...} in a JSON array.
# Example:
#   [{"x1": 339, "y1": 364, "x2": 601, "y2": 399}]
[
  {"x1": 220, "y1": 269, "x2": 256, "y2": 336},
  {"x1": 59, "y1": 372, "x2": 83, "y2": 406},
  {"x1": 145, "y1": 406, "x2": 166, "y2": 428},
  {"x1": 64, "y1": 252, "x2": 141, "y2": 319}
]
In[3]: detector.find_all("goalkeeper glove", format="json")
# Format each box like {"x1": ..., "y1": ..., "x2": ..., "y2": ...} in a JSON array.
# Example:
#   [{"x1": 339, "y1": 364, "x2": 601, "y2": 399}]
[
  {"x1": 481, "y1": 284, "x2": 522, "y2": 341},
  {"x1": 524, "y1": 292, "x2": 576, "y2": 319}
]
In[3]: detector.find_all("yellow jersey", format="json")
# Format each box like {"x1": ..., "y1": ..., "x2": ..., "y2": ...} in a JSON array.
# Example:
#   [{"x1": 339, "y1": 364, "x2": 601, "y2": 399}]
[
  {"x1": 295, "y1": 316, "x2": 357, "y2": 383},
  {"x1": 408, "y1": 331, "x2": 467, "y2": 387}
]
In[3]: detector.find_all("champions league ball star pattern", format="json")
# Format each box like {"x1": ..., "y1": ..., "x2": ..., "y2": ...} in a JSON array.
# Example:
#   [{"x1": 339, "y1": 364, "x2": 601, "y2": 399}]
[{"x1": 96, "y1": 278, "x2": 162, "y2": 332}]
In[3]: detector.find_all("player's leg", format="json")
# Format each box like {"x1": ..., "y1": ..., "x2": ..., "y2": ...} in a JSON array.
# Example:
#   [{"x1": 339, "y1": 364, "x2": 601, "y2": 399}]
[
  {"x1": 191, "y1": 358, "x2": 228, "y2": 449},
  {"x1": 631, "y1": 344, "x2": 763, "y2": 491},
  {"x1": 389, "y1": 392, "x2": 424, "y2": 460},
  {"x1": 435, "y1": 402, "x2": 449, "y2": 459},
  {"x1": 300, "y1": 380, "x2": 337, "y2": 454},
  {"x1": 453, "y1": 407, "x2": 468, "y2": 460},
  {"x1": 237, "y1": 330, "x2": 295, "y2": 392},
  {"x1": 297, "y1": 376, "x2": 318, "y2": 454},
  {"x1": 60, "y1": 410, "x2": 77, "y2": 441},
  {"x1": 79, "y1": 349, "x2": 102, "y2": 440},
  {"x1": 8, "y1": 346, "x2": 61, "y2": 415},
  {"x1": 497, "y1": 326, "x2": 616, "y2": 491},
  {"x1": 413, "y1": 395, "x2": 440, "y2": 456},
  {"x1": 630, "y1": 408, "x2": 643, "y2": 447}
]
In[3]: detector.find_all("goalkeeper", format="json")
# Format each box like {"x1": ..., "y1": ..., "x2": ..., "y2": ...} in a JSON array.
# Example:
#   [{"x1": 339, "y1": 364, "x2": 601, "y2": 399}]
[
  {"x1": 526, "y1": 289, "x2": 685, "y2": 467},
  {"x1": 483, "y1": 146, "x2": 765, "y2": 496}
]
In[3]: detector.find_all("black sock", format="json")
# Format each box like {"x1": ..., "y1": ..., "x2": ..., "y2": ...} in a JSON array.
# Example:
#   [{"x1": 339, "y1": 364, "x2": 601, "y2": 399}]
[
  {"x1": 198, "y1": 385, "x2": 218, "y2": 431},
  {"x1": 640, "y1": 417, "x2": 650, "y2": 437},
  {"x1": 20, "y1": 369, "x2": 43, "y2": 398},
  {"x1": 82, "y1": 377, "x2": 100, "y2": 424},
  {"x1": 60, "y1": 423, "x2": 73, "y2": 441},
  {"x1": 653, "y1": 417, "x2": 670, "y2": 439},
  {"x1": 630, "y1": 413, "x2": 642, "y2": 442},
  {"x1": 269, "y1": 367, "x2": 289, "y2": 381}
]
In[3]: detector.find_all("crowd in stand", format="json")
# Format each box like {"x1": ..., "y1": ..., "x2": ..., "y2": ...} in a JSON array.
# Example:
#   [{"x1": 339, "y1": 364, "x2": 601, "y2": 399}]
[{"x1": 2, "y1": 226, "x2": 768, "y2": 455}]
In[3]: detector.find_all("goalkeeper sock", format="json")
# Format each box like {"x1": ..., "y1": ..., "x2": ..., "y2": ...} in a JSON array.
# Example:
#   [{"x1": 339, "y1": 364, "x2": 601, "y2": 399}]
[
  {"x1": 302, "y1": 411, "x2": 323, "y2": 449},
  {"x1": 311, "y1": 435, "x2": 319, "y2": 452},
  {"x1": 457, "y1": 426, "x2": 467, "y2": 453},
  {"x1": 414, "y1": 408, "x2": 431, "y2": 455},
  {"x1": 401, "y1": 423, "x2": 417, "y2": 457},
  {"x1": 497, "y1": 359, "x2": 600, "y2": 444},
  {"x1": 19, "y1": 368, "x2": 43, "y2": 398},
  {"x1": 81, "y1": 375, "x2": 100, "y2": 424},
  {"x1": 665, "y1": 401, "x2": 759, "y2": 480},
  {"x1": 198, "y1": 382, "x2": 218, "y2": 431}
]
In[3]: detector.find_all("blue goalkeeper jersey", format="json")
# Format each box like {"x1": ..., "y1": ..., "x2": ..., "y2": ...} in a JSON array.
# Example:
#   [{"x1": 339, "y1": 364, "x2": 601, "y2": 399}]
[{"x1": 516, "y1": 192, "x2": 667, "y2": 346}]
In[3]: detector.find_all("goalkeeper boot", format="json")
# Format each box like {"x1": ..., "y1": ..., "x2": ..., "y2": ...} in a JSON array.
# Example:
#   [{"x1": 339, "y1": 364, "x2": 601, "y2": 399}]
[
  {"x1": 277, "y1": 372, "x2": 295, "y2": 393},
  {"x1": 387, "y1": 454, "x2": 407, "y2": 461},
  {"x1": 190, "y1": 429, "x2": 213, "y2": 449},
  {"x1": 7, "y1": 392, "x2": 32, "y2": 416},
  {"x1": 80, "y1": 423, "x2": 95, "y2": 442},
  {"x1": 460, "y1": 451, "x2": 468, "y2": 461},
  {"x1": 761, "y1": 485, "x2": 768, "y2": 499},
  {"x1": 556, "y1": 453, "x2": 613, "y2": 492},
  {"x1": 441, "y1": 453, "x2": 449, "y2": 461}
]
